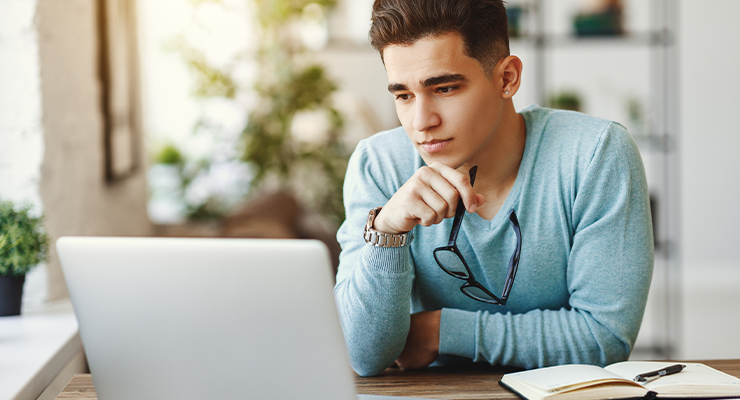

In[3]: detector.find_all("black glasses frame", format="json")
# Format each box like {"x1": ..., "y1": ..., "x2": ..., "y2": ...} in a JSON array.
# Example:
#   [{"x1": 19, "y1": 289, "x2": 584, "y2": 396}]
[{"x1": 432, "y1": 166, "x2": 522, "y2": 305}]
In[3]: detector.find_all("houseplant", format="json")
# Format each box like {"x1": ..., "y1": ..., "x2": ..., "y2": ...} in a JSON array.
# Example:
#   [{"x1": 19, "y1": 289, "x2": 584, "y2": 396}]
[
  {"x1": 0, "y1": 199, "x2": 48, "y2": 316},
  {"x1": 159, "y1": 0, "x2": 348, "y2": 226},
  {"x1": 548, "y1": 91, "x2": 583, "y2": 112},
  {"x1": 240, "y1": 0, "x2": 348, "y2": 226}
]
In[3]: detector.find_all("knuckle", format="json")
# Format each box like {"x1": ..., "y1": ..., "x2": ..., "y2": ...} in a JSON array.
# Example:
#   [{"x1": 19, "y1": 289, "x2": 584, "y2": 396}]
[
  {"x1": 420, "y1": 208, "x2": 437, "y2": 226},
  {"x1": 454, "y1": 173, "x2": 469, "y2": 186},
  {"x1": 416, "y1": 166, "x2": 433, "y2": 179}
]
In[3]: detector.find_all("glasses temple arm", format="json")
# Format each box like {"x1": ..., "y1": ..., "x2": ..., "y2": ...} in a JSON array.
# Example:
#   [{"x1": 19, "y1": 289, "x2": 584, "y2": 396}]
[
  {"x1": 501, "y1": 210, "x2": 522, "y2": 299},
  {"x1": 448, "y1": 166, "x2": 478, "y2": 246},
  {"x1": 447, "y1": 198, "x2": 466, "y2": 245}
]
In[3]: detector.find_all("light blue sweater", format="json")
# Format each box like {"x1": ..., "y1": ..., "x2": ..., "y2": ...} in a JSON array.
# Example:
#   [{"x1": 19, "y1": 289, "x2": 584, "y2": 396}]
[{"x1": 335, "y1": 106, "x2": 654, "y2": 377}]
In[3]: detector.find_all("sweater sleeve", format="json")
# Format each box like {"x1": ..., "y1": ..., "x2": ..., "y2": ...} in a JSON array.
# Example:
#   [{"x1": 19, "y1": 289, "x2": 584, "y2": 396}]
[
  {"x1": 438, "y1": 122, "x2": 654, "y2": 369},
  {"x1": 334, "y1": 141, "x2": 416, "y2": 376}
]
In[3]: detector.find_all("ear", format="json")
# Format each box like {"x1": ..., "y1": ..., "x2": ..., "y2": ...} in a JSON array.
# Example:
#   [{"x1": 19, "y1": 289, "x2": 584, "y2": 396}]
[{"x1": 498, "y1": 55, "x2": 523, "y2": 99}]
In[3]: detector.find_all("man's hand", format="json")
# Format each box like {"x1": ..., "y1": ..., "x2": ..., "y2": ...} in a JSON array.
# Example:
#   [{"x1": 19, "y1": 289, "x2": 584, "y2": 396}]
[
  {"x1": 373, "y1": 163, "x2": 485, "y2": 234},
  {"x1": 395, "y1": 310, "x2": 442, "y2": 370}
]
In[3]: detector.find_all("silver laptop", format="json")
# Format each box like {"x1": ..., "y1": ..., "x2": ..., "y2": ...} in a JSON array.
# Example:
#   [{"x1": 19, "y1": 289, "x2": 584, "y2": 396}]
[{"x1": 57, "y1": 236, "x2": 366, "y2": 400}]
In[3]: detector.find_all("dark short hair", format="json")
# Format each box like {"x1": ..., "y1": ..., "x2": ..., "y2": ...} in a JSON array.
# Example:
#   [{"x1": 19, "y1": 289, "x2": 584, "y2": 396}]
[{"x1": 369, "y1": 0, "x2": 510, "y2": 74}]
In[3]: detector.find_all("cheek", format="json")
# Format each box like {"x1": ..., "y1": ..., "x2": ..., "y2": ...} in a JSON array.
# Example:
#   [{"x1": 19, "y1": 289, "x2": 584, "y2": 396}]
[
  {"x1": 454, "y1": 94, "x2": 501, "y2": 143},
  {"x1": 395, "y1": 103, "x2": 411, "y2": 125},
  {"x1": 468, "y1": 92, "x2": 501, "y2": 125},
  {"x1": 397, "y1": 104, "x2": 419, "y2": 136},
  {"x1": 444, "y1": 96, "x2": 486, "y2": 130}
]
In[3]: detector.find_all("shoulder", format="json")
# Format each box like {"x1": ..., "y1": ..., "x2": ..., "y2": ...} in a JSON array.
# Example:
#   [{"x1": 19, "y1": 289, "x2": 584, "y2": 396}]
[
  {"x1": 522, "y1": 105, "x2": 635, "y2": 164},
  {"x1": 523, "y1": 105, "x2": 625, "y2": 141}
]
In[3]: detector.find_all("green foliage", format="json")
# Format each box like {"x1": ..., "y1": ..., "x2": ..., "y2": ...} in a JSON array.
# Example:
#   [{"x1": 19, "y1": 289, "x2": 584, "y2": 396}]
[
  {"x1": 164, "y1": 0, "x2": 349, "y2": 225},
  {"x1": 168, "y1": 39, "x2": 237, "y2": 99},
  {"x1": 242, "y1": 65, "x2": 342, "y2": 181},
  {"x1": 0, "y1": 200, "x2": 48, "y2": 277},
  {"x1": 548, "y1": 91, "x2": 582, "y2": 112},
  {"x1": 254, "y1": 0, "x2": 336, "y2": 27},
  {"x1": 155, "y1": 143, "x2": 185, "y2": 165},
  {"x1": 151, "y1": 142, "x2": 224, "y2": 221},
  {"x1": 239, "y1": 0, "x2": 349, "y2": 225}
]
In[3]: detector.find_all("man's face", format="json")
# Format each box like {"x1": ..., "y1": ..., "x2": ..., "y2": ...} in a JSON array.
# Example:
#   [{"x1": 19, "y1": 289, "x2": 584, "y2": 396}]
[{"x1": 384, "y1": 32, "x2": 505, "y2": 169}]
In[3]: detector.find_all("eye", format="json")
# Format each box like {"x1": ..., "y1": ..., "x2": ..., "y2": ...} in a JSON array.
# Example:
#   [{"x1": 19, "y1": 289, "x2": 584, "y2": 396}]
[
  {"x1": 395, "y1": 93, "x2": 411, "y2": 101},
  {"x1": 437, "y1": 86, "x2": 457, "y2": 94}
]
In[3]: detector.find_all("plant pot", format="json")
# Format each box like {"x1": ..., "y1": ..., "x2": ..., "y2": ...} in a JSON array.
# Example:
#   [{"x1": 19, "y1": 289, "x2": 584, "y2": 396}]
[{"x1": 0, "y1": 275, "x2": 25, "y2": 316}]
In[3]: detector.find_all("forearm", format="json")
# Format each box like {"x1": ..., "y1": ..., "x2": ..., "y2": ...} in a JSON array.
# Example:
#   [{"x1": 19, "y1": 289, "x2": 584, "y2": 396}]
[
  {"x1": 439, "y1": 305, "x2": 640, "y2": 369},
  {"x1": 334, "y1": 245, "x2": 414, "y2": 376}
]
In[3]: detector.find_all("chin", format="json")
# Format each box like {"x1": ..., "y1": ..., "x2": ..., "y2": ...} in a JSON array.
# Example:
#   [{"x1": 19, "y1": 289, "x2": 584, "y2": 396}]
[{"x1": 418, "y1": 153, "x2": 465, "y2": 170}]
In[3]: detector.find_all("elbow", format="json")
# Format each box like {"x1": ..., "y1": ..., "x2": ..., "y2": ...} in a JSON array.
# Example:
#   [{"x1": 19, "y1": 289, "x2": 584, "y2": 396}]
[
  {"x1": 577, "y1": 312, "x2": 637, "y2": 366},
  {"x1": 602, "y1": 336, "x2": 632, "y2": 365},
  {"x1": 591, "y1": 326, "x2": 635, "y2": 366},
  {"x1": 343, "y1": 331, "x2": 405, "y2": 377},
  {"x1": 346, "y1": 341, "x2": 397, "y2": 376},
  {"x1": 345, "y1": 335, "x2": 403, "y2": 377},
  {"x1": 351, "y1": 360, "x2": 388, "y2": 377}
]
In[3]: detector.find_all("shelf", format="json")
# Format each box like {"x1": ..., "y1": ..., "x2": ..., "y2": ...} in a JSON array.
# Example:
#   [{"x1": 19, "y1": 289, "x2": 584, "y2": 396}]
[{"x1": 511, "y1": 31, "x2": 672, "y2": 48}]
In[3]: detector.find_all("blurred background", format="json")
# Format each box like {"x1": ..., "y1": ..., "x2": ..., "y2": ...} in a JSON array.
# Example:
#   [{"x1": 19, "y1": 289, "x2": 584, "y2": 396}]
[{"x1": 1, "y1": 0, "x2": 738, "y2": 363}]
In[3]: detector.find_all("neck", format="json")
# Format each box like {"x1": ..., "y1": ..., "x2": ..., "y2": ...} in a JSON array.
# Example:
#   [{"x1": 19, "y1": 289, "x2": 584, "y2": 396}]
[{"x1": 462, "y1": 101, "x2": 526, "y2": 219}]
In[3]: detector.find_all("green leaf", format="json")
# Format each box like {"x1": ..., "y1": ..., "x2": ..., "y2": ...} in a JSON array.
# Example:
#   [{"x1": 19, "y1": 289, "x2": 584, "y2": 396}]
[{"x1": 0, "y1": 200, "x2": 48, "y2": 276}]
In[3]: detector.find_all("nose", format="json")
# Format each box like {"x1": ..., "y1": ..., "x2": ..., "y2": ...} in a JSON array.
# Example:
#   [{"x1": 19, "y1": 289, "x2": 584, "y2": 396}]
[{"x1": 412, "y1": 96, "x2": 441, "y2": 133}]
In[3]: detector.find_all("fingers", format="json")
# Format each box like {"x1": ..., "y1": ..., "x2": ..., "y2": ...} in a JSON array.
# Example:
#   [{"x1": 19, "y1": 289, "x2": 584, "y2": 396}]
[
  {"x1": 374, "y1": 163, "x2": 483, "y2": 234},
  {"x1": 427, "y1": 163, "x2": 480, "y2": 214},
  {"x1": 411, "y1": 167, "x2": 459, "y2": 222}
]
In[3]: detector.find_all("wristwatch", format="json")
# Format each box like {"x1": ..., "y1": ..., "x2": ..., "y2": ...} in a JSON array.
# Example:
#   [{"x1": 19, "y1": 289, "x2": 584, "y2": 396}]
[{"x1": 363, "y1": 207, "x2": 413, "y2": 247}]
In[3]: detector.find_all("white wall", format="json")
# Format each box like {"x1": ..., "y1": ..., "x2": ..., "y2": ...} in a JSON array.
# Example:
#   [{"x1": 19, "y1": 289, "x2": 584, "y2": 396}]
[
  {"x1": 678, "y1": 0, "x2": 740, "y2": 359},
  {"x1": 0, "y1": 0, "x2": 44, "y2": 211},
  {"x1": 36, "y1": 0, "x2": 153, "y2": 300},
  {"x1": 0, "y1": 0, "x2": 153, "y2": 302},
  {"x1": 0, "y1": 0, "x2": 47, "y2": 305},
  {"x1": 679, "y1": 1, "x2": 740, "y2": 265}
]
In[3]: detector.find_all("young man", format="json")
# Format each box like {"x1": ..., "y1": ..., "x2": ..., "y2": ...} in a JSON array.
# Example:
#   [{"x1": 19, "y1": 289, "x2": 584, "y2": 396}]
[{"x1": 335, "y1": 0, "x2": 654, "y2": 377}]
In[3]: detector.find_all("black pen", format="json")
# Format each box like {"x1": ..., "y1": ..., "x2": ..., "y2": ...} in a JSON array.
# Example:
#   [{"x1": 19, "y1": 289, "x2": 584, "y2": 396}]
[{"x1": 634, "y1": 364, "x2": 687, "y2": 383}]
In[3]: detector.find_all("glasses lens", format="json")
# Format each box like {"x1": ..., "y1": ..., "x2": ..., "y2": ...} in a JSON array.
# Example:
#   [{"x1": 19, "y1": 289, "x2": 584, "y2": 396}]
[
  {"x1": 435, "y1": 249, "x2": 469, "y2": 278},
  {"x1": 461, "y1": 285, "x2": 501, "y2": 304}
]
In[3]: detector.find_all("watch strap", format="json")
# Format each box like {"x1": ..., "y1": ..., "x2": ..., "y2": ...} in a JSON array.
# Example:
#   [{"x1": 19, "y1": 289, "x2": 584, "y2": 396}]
[{"x1": 363, "y1": 207, "x2": 413, "y2": 248}]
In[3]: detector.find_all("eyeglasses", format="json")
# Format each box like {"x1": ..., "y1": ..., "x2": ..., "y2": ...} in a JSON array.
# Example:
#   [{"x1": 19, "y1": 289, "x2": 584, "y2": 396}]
[{"x1": 433, "y1": 166, "x2": 522, "y2": 305}]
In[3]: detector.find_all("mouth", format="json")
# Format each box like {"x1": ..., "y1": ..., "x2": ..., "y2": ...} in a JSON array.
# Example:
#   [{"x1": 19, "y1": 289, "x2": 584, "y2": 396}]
[{"x1": 419, "y1": 139, "x2": 451, "y2": 154}]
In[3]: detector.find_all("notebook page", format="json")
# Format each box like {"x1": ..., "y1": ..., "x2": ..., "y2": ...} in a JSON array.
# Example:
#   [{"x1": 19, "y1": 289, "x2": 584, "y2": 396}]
[
  {"x1": 606, "y1": 362, "x2": 740, "y2": 394},
  {"x1": 605, "y1": 361, "x2": 680, "y2": 382},
  {"x1": 507, "y1": 364, "x2": 631, "y2": 393}
]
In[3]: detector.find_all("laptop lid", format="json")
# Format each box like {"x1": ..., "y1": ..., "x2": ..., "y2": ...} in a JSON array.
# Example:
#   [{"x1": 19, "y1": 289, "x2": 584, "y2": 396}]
[{"x1": 57, "y1": 236, "x2": 357, "y2": 400}]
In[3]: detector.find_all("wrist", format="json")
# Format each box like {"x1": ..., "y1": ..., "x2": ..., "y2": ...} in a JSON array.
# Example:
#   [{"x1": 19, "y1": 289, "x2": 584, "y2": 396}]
[
  {"x1": 438, "y1": 308, "x2": 477, "y2": 358},
  {"x1": 430, "y1": 309, "x2": 441, "y2": 354},
  {"x1": 372, "y1": 210, "x2": 399, "y2": 234},
  {"x1": 364, "y1": 207, "x2": 413, "y2": 248}
]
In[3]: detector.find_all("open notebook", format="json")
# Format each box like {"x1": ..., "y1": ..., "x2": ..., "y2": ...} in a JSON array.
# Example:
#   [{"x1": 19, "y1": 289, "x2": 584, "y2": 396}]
[{"x1": 500, "y1": 361, "x2": 740, "y2": 400}]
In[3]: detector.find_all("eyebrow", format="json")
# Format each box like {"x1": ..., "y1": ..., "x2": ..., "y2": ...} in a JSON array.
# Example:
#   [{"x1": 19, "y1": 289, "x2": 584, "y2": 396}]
[{"x1": 387, "y1": 73, "x2": 468, "y2": 93}]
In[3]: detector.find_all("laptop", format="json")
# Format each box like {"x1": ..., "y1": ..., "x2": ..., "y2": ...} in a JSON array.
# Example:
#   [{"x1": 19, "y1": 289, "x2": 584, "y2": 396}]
[{"x1": 57, "y1": 236, "x2": 426, "y2": 400}]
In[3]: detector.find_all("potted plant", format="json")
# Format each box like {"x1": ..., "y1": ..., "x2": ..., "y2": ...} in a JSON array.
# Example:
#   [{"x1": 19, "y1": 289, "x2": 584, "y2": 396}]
[
  {"x1": 548, "y1": 91, "x2": 583, "y2": 112},
  {"x1": 0, "y1": 199, "x2": 48, "y2": 316}
]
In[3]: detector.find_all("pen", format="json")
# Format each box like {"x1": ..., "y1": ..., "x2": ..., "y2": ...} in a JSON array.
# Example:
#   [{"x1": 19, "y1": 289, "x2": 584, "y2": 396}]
[{"x1": 634, "y1": 364, "x2": 687, "y2": 383}]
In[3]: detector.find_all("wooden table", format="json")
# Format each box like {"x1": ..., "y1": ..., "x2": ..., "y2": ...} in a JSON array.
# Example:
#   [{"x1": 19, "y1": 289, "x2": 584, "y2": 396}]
[{"x1": 55, "y1": 360, "x2": 740, "y2": 400}]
